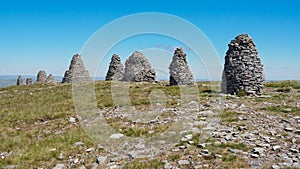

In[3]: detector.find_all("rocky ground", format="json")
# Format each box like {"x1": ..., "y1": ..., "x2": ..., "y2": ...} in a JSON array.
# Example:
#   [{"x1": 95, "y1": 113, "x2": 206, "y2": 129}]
[{"x1": 0, "y1": 81, "x2": 300, "y2": 169}]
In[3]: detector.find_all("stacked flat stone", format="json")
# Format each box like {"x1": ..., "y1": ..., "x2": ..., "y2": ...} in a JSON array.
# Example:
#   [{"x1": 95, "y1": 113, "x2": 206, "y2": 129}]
[
  {"x1": 16, "y1": 75, "x2": 23, "y2": 85},
  {"x1": 105, "y1": 54, "x2": 124, "y2": 81},
  {"x1": 169, "y1": 48, "x2": 195, "y2": 86},
  {"x1": 62, "y1": 54, "x2": 90, "y2": 83},
  {"x1": 123, "y1": 51, "x2": 156, "y2": 82},
  {"x1": 36, "y1": 70, "x2": 47, "y2": 83},
  {"x1": 46, "y1": 74, "x2": 56, "y2": 83},
  {"x1": 26, "y1": 78, "x2": 33, "y2": 85},
  {"x1": 221, "y1": 34, "x2": 265, "y2": 95}
]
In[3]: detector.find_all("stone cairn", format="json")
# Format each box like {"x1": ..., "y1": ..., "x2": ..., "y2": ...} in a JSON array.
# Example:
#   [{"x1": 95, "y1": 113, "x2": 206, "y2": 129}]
[
  {"x1": 123, "y1": 51, "x2": 156, "y2": 82},
  {"x1": 46, "y1": 74, "x2": 56, "y2": 83},
  {"x1": 36, "y1": 70, "x2": 47, "y2": 83},
  {"x1": 169, "y1": 48, "x2": 195, "y2": 86},
  {"x1": 16, "y1": 75, "x2": 23, "y2": 85},
  {"x1": 62, "y1": 54, "x2": 90, "y2": 83},
  {"x1": 26, "y1": 78, "x2": 33, "y2": 85},
  {"x1": 105, "y1": 54, "x2": 124, "y2": 81},
  {"x1": 221, "y1": 34, "x2": 265, "y2": 95}
]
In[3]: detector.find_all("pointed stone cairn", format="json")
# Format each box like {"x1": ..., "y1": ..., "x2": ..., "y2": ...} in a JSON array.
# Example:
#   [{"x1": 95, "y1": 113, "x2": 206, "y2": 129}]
[
  {"x1": 105, "y1": 54, "x2": 124, "y2": 81},
  {"x1": 36, "y1": 70, "x2": 47, "y2": 83},
  {"x1": 46, "y1": 74, "x2": 56, "y2": 83},
  {"x1": 123, "y1": 51, "x2": 156, "y2": 82},
  {"x1": 62, "y1": 54, "x2": 90, "y2": 83},
  {"x1": 169, "y1": 48, "x2": 195, "y2": 86},
  {"x1": 16, "y1": 75, "x2": 23, "y2": 85},
  {"x1": 221, "y1": 34, "x2": 265, "y2": 95}
]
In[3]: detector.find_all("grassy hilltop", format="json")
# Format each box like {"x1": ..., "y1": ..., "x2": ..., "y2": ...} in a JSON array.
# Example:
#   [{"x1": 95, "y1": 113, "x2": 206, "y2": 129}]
[{"x1": 0, "y1": 81, "x2": 300, "y2": 168}]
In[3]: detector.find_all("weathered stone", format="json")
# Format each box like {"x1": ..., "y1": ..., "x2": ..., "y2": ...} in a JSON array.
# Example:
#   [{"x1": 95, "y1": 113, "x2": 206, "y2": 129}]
[
  {"x1": 105, "y1": 54, "x2": 124, "y2": 81},
  {"x1": 16, "y1": 75, "x2": 22, "y2": 85},
  {"x1": 123, "y1": 51, "x2": 156, "y2": 82},
  {"x1": 26, "y1": 78, "x2": 33, "y2": 85},
  {"x1": 46, "y1": 74, "x2": 56, "y2": 83},
  {"x1": 36, "y1": 70, "x2": 47, "y2": 83},
  {"x1": 222, "y1": 34, "x2": 265, "y2": 95},
  {"x1": 169, "y1": 48, "x2": 194, "y2": 86},
  {"x1": 62, "y1": 54, "x2": 90, "y2": 83},
  {"x1": 109, "y1": 133, "x2": 124, "y2": 139}
]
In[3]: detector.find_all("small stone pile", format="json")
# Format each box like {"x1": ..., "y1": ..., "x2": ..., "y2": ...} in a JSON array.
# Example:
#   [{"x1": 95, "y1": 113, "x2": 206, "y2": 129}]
[
  {"x1": 16, "y1": 75, "x2": 23, "y2": 85},
  {"x1": 105, "y1": 54, "x2": 124, "y2": 81},
  {"x1": 221, "y1": 34, "x2": 265, "y2": 95},
  {"x1": 169, "y1": 48, "x2": 195, "y2": 86},
  {"x1": 26, "y1": 78, "x2": 33, "y2": 85},
  {"x1": 62, "y1": 54, "x2": 90, "y2": 83},
  {"x1": 36, "y1": 70, "x2": 47, "y2": 83},
  {"x1": 123, "y1": 51, "x2": 156, "y2": 82}
]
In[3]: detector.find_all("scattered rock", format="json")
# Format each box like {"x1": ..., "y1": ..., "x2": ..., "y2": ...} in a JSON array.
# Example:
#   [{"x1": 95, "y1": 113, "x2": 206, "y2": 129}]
[
  {"x1": 272, "y1": 145, "x2": 281, "y2": 151},
  {"x1": 169, "y1": 48, "x2": 194, "y2": 86},
  {"x1": 62, "y1": 54, "x2": 90, "y2": 83},
  {"x1": 177, "y1": 159, "x2": 190, "y2": 165},
  {"x1": 74, "y1": 142, "x2": 84, "y2": 147},
  {"x1": 105, "y1": 54, "x2": 124, "y2": 81},
  {"x1": 250, "y1": 153, "x2": 259, "y2": 158},
  {"x1": 85, "y1": 148, "x2": 94, "y2": 153},
  {"x1": 96, "y1": 156, "x2": 107, "y2": 164},
  {"x1": 197, "y1": 143, "x2": 206, "y2": 148},
  {"x1": 221, "y1": 34, "x2": 265, "y2": 95},
  {"x1": 69, "y1": 117, "x2": 76, "y2": 123},
  {"x1": 284, "y1": 127, "x2": 293, "y2": 132},
  {"x1": 109, "y1": 133, "x2": 124, "y2": 139},
  {"x1": 229, "y1": 148, "x2": 243, "y2": 154},
  {"x1": 271, "y1": 165, "x2": 280, "y2": 169},
  {"x1": 122, "y1": 51, "x2": 156, "y2": 82},
  {"x1": 53, "y1": 164, "x2": 64, "y2": 169}
]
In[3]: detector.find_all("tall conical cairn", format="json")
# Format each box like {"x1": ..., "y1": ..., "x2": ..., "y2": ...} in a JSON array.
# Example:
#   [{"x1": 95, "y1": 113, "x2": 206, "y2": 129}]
[
  {"x1": 221, "y1": 34, "x2": 265, "y2": 95},
  {"x1": 62, "y1": 54, "x2": 90, "y2": 83},
  {"x1": 123, "y1": 51, "x2": 156, "y2": 82},
  {"x1": 105, "y1": 54, "x2": 124, "y2": 81},
  {"x1": 169, "y1": 48, "x2": 195, "y2": 86}
]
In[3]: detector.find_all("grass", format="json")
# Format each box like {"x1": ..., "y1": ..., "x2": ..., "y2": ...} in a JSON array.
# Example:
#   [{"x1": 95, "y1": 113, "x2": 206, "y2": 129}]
[
  {"x1": 265, "y1": 80, "x2": 300, "y2": 89},
  {"x1": 220, "y1": 111, "x2": 239, "y2": 123},
  {"x1": 122, "y1": 159, "x2": 164, "y2": 169},
  {"x1": 0, "y1": 80, "x2": 298, "y2": 168}
]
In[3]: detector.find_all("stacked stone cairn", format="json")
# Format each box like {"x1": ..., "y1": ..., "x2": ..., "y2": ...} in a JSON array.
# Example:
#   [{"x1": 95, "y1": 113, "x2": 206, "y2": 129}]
[
  {"x1": 46, "y1": 74, "x2": 56, "y2": 83},
  {"x1": 16, "y1": 75, "x2": 23, "y2": 85},
  {"x1": 26, "y1": 78, "x2": 33, "y2": 85},
  {"x1": 36, "y1": 70, "x2": 47, "y2": 83},
  {"x1": 62, "y1": 54, "x2": 91, "y2": 83},
  {"x1": 169, "y1": 48, "x2": 195, "y2": 86},
  {"x1": 122, "y1": 51, "x2": 156, "y2": 82},
  {"x1": 221, "y1": 34, "x2": 265, "y2": 95},
  {"x1": 105, "y1": 54, "x2": 124, "y2": 81}
]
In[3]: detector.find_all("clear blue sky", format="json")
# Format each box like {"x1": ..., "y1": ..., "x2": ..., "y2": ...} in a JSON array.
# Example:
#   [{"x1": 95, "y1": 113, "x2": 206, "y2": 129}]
[{"x1": 0, "y1": 0, "x2": 299, "y2": 80}]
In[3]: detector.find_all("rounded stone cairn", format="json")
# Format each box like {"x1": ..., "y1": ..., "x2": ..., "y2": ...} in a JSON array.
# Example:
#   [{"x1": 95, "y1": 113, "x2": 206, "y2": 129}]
[
  {"x1": 122, "y1": 51, "x2": 156, "y2": 82},
  {"x1": 105, "y1": 54, "x2": 124, "y2": 81},
  {"x1": 16, "y1": 75, "x2": 23, "y2": 85},
  {"x1": 221, "y1": 34, "x2": 265, "y2": 95},
  {"x1": 46, "y1": 74, "x2": 56, "y2": 83},
  {"x1": 36, "y1": 70, "x2": 47, "y2": 83},
  {"x1": 62, "y1": 54, "x2": 91, "y2": 83},
  {"x1": 169, "y1": 48, "x2": 195, "y2": 86}
]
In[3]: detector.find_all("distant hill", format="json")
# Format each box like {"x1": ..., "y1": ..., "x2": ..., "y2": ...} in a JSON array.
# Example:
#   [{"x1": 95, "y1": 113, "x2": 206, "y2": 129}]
[{"x1": 0, "y1": 75, "x2": 62, "y2": 88}]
